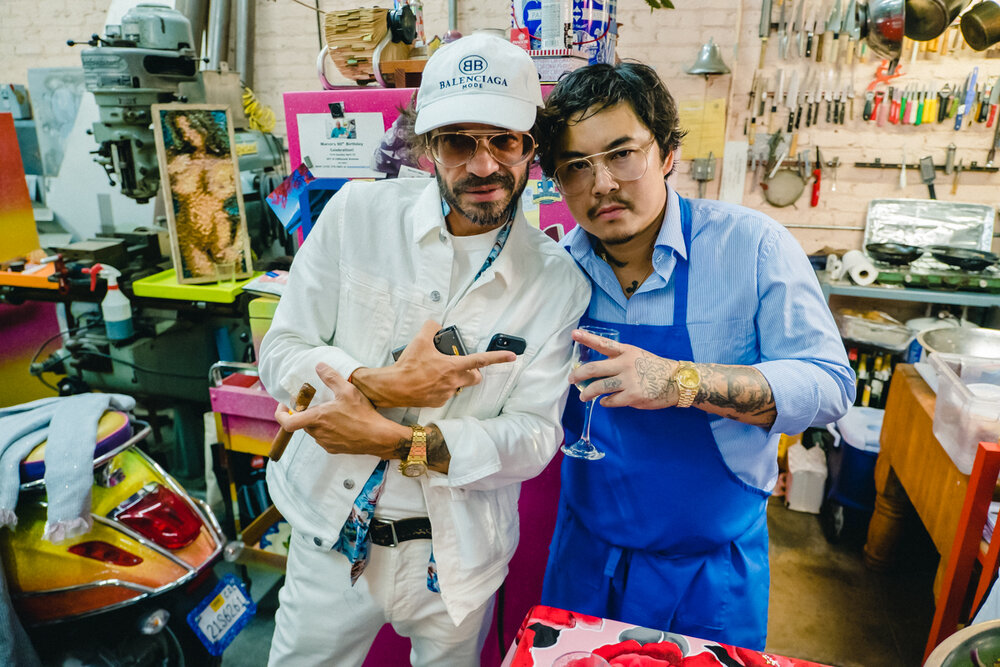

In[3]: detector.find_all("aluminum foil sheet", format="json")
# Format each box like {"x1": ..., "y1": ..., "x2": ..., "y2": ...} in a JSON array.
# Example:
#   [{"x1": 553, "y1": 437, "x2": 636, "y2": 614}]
[{"x1": 864, "y1": 199, "x2": 996, "y2": 273}]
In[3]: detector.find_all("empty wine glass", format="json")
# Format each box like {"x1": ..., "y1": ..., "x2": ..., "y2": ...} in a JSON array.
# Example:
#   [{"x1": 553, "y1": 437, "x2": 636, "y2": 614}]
[{"x1": 561, "y1": 325, "x2": 620, "y2": 461}]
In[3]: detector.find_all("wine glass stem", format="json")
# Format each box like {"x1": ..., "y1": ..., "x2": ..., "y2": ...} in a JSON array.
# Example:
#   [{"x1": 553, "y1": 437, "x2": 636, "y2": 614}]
[{"x1": 581, "y1": 398, "x2": 597, "y2": 443}]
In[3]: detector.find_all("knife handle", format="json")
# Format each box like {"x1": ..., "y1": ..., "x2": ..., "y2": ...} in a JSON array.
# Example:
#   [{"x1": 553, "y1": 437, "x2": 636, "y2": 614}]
[
  {"x1": 811, "y1": 169, "x2": 821, "y2": 207},
  {"x1": 864, "y1": 93, "x2": 875, "y2": 121},
  {"x1": 826, "y1": 99, "x2": 833, "y2": 123},
  {"x1": 789, "y1": 131, "x2": 799, "y2": 158},
  {"x1": 831, "y1": 37, "x2": 840, "y2": 64},
  {"x1": 795, "y1": 105, "x2": 804, "y2": 129},
  {"x1": 748, "y1": 118, "x2": 757, "y2": 145},
  {"x1": 846, "y1": 39, "x2": 855, "y2": 66},
  {"x1": 988, "y1": 105, "x2": 998, "y2": 128},
  {"x1": 759, "y1": 39, "x2": 769, "y2": 68},
  {"x1": 787, "y1": 110, "x2": 795, "y2": 133},
  {"x1": 816, "y1": 33, "x2": 825, "y2": 62},
  {"x1": 805, "y1": 32, "x2": 813, "y2": 57}
]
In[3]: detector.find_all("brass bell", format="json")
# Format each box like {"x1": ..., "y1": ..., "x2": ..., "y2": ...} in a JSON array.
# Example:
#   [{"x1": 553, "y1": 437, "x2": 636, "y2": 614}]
[{"x1": 685, "y1": 38, "x2": 731, "y2": 76}]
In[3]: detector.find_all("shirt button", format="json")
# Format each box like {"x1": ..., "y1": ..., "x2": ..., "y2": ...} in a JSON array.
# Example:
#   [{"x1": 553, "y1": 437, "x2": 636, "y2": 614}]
[
  {"x1": 430, "y1": 290, "x2": 441, "y2": 302},
  {"x1": 313, "y1": 537, "x2": 323, "y2": 546},
  {"x1": 343, "y1": 479, "x2": 355, "y2": 490},
  {"x1": 439, "y1": 231, "x2": 447, "y2": 242}
]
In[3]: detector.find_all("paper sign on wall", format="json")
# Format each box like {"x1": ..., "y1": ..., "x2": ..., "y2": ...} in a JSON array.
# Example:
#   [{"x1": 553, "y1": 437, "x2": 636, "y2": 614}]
[{"x1": 296, "y1": 111, "x2": 386, "y2": 178}]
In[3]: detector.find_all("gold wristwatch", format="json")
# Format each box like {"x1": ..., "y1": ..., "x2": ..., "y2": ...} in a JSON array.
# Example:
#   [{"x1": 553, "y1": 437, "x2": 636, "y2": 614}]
[
  {"x1": 672, "y1": 361, "x2": 701, "y2": 408},
  {"x1": 399, "y1": 424, "x2": 428, "y2": 478}
]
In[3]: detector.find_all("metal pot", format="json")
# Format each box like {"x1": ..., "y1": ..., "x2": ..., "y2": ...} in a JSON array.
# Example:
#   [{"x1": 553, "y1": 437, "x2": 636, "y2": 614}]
[
  {"x1": 905, "y1": 0, "x2": 971, "y2": 40},
  {"x1": 917, "y1": 326, "x2": 1000, "y2": 360},
  {"x1": 866, "y1": 0, "x2": 905, "y2": 59},
  {"x1": 961, "y1": 0, "x2": 1000, "y2": 51}
]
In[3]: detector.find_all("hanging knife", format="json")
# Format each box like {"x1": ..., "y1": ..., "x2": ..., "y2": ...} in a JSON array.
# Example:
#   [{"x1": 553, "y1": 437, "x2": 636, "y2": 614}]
[
  {"x1": 843, "y1": 0, "x2": 856, "y2": 66},
  {"x1": 793, "y1": 0, "x2": 806, "y2": 57},
  {"x1": 987, "y1": 77, "x2": 1000, "y2": 128},
  {"x1": 989, "y1": 118, "x2": 1000, "y2": 165},
  {"x1": 770, "y1": 68, "x2": 785, "y2": 132},
  {"x1": 760, "y1": 0, "x2": 774, "y2": 68},
  {"x1": 827, "y1": 0, "x2": 843, "y2": 64},
  {"x1": 786, "y1": 69, "x2": 801, "y2": 132},
  {"x1": 945, "y1": 143, "x2": 956, "y2": 175},
  {"x1": 815, "y1": 0, "x2": 829, "y2": 62},
  {"x1": 778, "y1": 0, "x2": 789, "y2": 59},
  {"x1": 805, "y1": 5, "x2": 816, "y2": 58},
  {"x1": 956, "y1": 67, "x2": 979, "y2": 131}
]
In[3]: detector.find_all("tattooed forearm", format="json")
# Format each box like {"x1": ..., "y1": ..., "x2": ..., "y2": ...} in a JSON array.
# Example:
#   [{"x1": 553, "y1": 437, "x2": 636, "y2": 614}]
[
  {"x1": 393, "y1": 424, "x2": 451, "y2": 473},
  {"x1": 634, "y1": 353, "x2": 674, "y2": 402},
  {"x1": 696, "y1": 364, "x2": 777, "y2": 427},
  {"x1": 425, "y1": 425, "x2": 450, "y2": 473}
]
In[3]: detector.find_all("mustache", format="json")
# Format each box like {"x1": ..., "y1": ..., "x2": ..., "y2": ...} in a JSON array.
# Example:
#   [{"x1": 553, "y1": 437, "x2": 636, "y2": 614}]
[
  {"x1": 453, "y1": 173, "x2": 513, "y2": 194},
  {"x1": 587, "y1": 195, "x2": 632, "y2": 220}
]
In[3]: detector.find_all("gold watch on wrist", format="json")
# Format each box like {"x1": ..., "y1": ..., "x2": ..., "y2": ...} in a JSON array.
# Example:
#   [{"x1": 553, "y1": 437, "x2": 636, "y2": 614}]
[
  {"x1": 672, "y1": 361, "x2": 701, "y2": 408},
  {"x1": 399, "y1": 424, "x2": 428, "y2": 478}
]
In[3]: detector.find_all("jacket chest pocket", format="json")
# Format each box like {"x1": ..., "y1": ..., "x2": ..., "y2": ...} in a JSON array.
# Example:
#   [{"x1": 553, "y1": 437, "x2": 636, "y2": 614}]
[
  {"x1": 464, "y1": 357, "x2": 522, "y2": 417},
  {"x1": 337, "y1": 269, "x2": 394, "y2": 364},
  {"x1": 686, "y1": 319, "x2": 758, "y2": 366}
]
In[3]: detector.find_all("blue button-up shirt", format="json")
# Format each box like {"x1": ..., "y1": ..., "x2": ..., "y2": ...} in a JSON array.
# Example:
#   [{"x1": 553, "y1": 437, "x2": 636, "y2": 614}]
[{"x1": 563, "y1": 187, "x2": 855, "y2": 491}]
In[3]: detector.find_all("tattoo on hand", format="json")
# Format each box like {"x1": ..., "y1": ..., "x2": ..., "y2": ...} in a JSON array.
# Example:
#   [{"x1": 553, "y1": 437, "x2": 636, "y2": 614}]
[
  {"x1": 604, "y1": 377, "x2": 623, "y2": 391},
  {"x1": 634, "y1": 353, "x2": 673, "y2": 401}
]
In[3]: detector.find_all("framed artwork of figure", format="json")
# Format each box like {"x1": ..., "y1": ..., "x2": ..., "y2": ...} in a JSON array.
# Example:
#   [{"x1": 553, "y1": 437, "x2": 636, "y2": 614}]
[{"x1": 152, "y1": 103, "x2": 253, "y2": 284}]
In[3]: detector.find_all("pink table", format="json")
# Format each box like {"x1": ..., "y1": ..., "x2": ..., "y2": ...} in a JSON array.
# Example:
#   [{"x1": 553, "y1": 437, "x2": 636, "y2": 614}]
[{"x1": 502, "y1": 605, "x2": 831, "y2": 667}]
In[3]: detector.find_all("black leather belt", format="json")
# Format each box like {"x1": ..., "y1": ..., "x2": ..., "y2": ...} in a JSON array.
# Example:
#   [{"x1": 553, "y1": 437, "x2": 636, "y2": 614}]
[{"x1": 369, "y1": 517, "x2": 432, "y2": 547}]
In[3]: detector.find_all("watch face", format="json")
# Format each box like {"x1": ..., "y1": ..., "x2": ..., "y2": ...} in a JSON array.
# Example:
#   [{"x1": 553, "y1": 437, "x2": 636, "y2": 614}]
[
  {"x1": 677, "y1": 367, "x2": 700, "y2": 389},
  {"x1": 401, "y1": 462, "x2": 427, "y2": 478}
]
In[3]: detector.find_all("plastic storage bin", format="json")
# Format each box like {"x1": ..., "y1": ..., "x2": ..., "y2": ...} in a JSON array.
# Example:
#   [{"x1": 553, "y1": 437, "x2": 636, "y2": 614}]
[{"x1": 929, "y1": 352, "x2": 1000, "y2": 475}]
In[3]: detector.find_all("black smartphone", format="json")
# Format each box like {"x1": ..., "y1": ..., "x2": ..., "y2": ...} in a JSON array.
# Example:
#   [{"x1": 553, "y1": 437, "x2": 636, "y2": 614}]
[
  {"x1": 391, "y1": 326, "x2": 468, "y2": 361},
  {"x1": 487, "y1": 333, "x2": 527, "y2": 355},
  {"x1": 433, "y1": 325, "x2": 468, "y2": 356}
]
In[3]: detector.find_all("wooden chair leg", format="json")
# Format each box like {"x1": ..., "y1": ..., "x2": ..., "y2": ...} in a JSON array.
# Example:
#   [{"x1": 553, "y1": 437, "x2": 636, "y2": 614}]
[{"x1": 924, "y1": 441, "x2": 1000, "y2": 661}]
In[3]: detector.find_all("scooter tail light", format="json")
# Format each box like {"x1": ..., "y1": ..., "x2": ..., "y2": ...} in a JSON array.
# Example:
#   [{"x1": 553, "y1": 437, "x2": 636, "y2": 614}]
[
  {"x1": 68, "y1": 540, "x2": 143, "y2": 566},
  {"x1": 112, "y1": 483, "x2": 203, "y2": 550}
]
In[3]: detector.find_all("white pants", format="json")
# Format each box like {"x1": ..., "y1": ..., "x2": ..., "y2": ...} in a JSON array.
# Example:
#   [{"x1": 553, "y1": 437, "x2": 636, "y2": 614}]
[{"x1": 267, "y1": 530, "x2": 494, "y2": 667}]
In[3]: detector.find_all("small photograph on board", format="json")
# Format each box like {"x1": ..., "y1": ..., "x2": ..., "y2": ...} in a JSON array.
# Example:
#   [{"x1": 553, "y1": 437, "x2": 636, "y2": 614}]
[
  {"x1": 266, "y1": 162, "x2": 316, "y2": 231},
  {"x1": 152, "y1": 104, "x2": 253, "y2": 284}
]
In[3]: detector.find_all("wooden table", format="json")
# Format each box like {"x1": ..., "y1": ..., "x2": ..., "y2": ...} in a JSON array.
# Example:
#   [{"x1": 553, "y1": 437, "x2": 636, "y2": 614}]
[{"x1": 863, "y1": 364, "x2": 971, "y2": 597}]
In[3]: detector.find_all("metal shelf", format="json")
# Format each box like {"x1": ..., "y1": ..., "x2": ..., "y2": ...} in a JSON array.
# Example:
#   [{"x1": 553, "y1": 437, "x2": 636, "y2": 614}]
[{"x1": 819, "y1": 275, "x2": 1000, "y2": 308}]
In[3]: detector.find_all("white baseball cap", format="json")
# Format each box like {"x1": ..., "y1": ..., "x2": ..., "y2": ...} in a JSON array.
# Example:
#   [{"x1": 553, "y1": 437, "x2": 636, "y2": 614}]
[{"x1": 414, "y1": 33, "x2": 543, "y2": 135}]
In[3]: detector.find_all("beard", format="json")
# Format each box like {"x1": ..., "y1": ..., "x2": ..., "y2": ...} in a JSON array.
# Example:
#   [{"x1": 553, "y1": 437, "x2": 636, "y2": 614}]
[{"x1": 437, "y1": 168, "x2": 528, "y2": 228}]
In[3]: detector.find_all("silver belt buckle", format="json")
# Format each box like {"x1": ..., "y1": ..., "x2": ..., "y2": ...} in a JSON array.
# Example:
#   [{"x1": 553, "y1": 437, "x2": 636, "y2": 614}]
[{"x1": 377, "y1": 518, "x2": 399, "y2": 548}]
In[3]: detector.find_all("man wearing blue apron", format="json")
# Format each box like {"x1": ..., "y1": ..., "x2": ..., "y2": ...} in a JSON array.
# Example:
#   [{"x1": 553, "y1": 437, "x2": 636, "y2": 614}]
[{"x1": 535, "y1": 63, "x2": 855, "y2": 650}]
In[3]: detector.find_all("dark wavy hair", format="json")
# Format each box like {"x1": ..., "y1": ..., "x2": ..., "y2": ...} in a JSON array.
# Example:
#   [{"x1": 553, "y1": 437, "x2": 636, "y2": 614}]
[
  {"x1": 536, "y1": 62, "x2": 686, "y2": 178},
  {"x1": 164, "y1": 109, "x2": 230, "y2": 156}
]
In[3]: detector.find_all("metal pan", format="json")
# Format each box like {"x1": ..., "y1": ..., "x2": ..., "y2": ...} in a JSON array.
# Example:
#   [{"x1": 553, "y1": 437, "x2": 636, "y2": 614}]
[
  {"x1": 925, "y1": 245, "x2": 1000, "y2": 271},
  {"x1": 761, "y1": 169, "x2": 805, "y2": 208},
  {"x1": 865, "y1": 242, "x2": 925, "y2": 265}
]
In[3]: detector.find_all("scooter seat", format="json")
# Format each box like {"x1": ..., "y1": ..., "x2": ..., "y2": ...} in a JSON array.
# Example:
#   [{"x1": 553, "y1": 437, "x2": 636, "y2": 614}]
[{"x1": 19, "y1": 410, "x2": 133, "y2": 484}]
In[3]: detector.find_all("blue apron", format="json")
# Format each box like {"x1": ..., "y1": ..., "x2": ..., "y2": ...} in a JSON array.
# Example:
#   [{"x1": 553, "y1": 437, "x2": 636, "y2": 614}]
[{"x1": 541, "y1": 196, "x2": 770, "y2": 650}]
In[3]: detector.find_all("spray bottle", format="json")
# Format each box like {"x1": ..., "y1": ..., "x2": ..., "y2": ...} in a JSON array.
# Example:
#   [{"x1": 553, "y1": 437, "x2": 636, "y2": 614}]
[{"x1": 89, "y1": 263, "x2": 134, "y2": 341}]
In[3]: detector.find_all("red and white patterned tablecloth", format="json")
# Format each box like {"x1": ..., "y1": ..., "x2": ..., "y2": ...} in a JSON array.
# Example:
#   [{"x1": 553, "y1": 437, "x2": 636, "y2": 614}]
[{"x1": 501, "y1": 605, "x2": 831, "y2": 667}]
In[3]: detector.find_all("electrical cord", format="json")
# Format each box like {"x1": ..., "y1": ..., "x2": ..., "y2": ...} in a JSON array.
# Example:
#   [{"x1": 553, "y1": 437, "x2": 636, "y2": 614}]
[
  {"x1": 74, "y1": 350, "x2": 207, "y2": 380},
  {"x1": 29, "y1": 322, "x2": 100, "y2": 394},
  {"x1": 242, "y1": 85, "x2": 276, "y2": 133}
]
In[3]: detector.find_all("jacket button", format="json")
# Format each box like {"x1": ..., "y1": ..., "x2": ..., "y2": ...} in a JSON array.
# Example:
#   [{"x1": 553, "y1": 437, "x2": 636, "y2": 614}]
[
  {"x1": 313, "y1": 537, "x2": 323, "y2": 546},
  {"x1": 430, "y1": 290, "x2": 441, "y2": 302},
  {"x1": 343, "y1": 479, "x2": 355, "y2": 490}
]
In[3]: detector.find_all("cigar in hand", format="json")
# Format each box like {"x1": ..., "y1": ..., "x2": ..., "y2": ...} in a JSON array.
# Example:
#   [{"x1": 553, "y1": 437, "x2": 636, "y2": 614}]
[{"x1": 269, "y1": 383, "x2": 316, "y2": 461}]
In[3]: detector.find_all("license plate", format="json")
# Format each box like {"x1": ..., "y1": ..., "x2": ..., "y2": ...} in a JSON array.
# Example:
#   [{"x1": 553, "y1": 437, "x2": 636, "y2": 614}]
[{"x1": 187, "y1": 574, "x2": 256, "y2": 656}]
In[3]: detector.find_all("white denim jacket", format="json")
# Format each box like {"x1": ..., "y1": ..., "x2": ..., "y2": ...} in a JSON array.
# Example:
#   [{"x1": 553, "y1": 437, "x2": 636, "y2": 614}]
[{"x1": 260, "y1": 178, "x2": 590, "y2": 625}]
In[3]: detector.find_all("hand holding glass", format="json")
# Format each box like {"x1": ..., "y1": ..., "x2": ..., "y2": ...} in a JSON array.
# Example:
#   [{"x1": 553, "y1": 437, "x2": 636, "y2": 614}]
[{"x1": 562, "y1": 326, "x2": 620, "y2": 461}]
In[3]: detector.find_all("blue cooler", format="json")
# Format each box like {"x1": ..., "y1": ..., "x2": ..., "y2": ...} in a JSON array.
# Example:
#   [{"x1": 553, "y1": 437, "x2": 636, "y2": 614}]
[{"x1": 822, "y1": 407, "x2": 884, "y2": 544}]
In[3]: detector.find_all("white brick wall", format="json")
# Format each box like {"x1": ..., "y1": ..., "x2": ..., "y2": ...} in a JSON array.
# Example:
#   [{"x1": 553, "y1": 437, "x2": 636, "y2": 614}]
[{"x1": 3, "y1": 0, "x2": 997, "y2": 253}]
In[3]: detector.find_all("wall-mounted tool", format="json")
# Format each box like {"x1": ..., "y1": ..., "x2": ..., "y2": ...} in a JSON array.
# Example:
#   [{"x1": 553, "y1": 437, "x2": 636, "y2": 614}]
[
  {"x1": 692, "y1": 152, "x2": 717, "y2": 198},
  {"x1": 760, "y1": 0, "x2": 773, "y2": 67},
  {"x1": 811, "y1": 146, "x2": 824, "y2": 207},
  {"x1": 956, "y1": 67, "x2": 979, "y2": 131},
  {"x1": 919, "y1": 155, "x2": 937, "y2": 199},
  {"x1": 945, "y1": 143, "x2": 956, "y2": 174}
]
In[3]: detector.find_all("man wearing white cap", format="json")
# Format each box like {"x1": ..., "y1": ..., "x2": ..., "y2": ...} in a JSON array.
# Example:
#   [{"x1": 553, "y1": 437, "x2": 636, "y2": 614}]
[{"x1": 259, "y1": 33, "x2": 590, "y2": 666}]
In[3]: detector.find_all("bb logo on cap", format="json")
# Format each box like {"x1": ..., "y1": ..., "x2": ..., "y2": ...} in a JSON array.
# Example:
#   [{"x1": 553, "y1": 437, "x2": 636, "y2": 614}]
[{"x1": 459, "y1": 55, "x2": 488, "y2": 75}]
